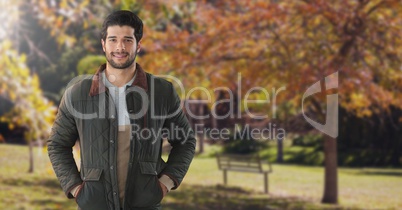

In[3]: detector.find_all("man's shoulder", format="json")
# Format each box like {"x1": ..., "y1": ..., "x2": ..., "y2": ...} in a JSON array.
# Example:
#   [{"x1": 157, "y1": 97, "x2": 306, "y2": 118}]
[
  {"x1": 146, "y1": 73, "x2": 174, "y2": 90},
  {"x1": 63, "y1": 74, "x2": 94, "y2": 99}
]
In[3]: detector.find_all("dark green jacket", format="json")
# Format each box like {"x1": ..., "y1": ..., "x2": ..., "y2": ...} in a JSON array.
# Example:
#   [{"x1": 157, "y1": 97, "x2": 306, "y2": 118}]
[{"x1": 48, "y1": 63, "x2": 196, "y2": 210}]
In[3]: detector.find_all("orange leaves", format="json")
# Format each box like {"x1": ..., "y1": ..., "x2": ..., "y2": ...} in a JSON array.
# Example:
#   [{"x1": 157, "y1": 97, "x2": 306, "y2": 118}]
[
  {"x1": 343, "y1": 92, "x2": 373, "y2": 117},
  {"x1": 27, "y1": 0, "x2": 397, "y2": 118}
]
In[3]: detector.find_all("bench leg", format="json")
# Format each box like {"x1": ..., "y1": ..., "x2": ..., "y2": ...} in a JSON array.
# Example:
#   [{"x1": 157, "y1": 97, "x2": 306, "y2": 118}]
[
  {"x1": 264, "y1": 172, "x2": 268, "y2": 194},
  {"x1": 223, "y1": 170, "x2": 227, "y2": 185}
]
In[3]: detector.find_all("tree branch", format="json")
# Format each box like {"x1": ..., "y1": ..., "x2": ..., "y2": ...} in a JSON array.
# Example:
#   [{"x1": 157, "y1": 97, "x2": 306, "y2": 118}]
[
  {"x1": 22, "y1": 34, "x2": 54, "y2": 66},
  {"x1": 366, "y1": 0, "x2": 386, "y2": 16}
]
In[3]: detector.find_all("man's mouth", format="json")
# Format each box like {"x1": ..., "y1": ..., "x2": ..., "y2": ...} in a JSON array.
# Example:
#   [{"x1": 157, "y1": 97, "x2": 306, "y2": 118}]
[{"x1": 112, "y1": 52, "x2": 128, "y2": 58}]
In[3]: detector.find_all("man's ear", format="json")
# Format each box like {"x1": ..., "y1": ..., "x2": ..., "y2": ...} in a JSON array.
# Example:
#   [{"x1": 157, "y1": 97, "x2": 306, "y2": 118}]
[
  {"x1": 101, "y1": 39, "x2": 106, "y2": 52},
  {"x1": 137, "y1": 40, "x2": 142, "y2": 53}
]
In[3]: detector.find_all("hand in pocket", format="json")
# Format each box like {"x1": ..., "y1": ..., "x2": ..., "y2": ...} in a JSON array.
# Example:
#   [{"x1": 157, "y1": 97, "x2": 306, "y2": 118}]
[{"x1": 158, "y1": 181, "x2": 168, "y2": 198}]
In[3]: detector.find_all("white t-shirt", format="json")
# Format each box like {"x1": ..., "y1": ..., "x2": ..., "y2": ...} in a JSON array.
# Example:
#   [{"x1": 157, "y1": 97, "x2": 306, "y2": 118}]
[{"x1": 103, "y1": 72, "x2": 135, "y2": 130}]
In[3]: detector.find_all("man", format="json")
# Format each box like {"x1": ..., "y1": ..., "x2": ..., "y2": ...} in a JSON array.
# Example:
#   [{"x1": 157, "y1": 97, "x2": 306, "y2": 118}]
[{"x1": 48, "y1": 10, "x2": 196, "y2": 210}]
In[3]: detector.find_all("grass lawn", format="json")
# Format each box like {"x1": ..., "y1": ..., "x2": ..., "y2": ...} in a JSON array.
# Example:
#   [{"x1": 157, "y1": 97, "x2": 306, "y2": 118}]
[{"x1": 1, "y1": 144, "x2": 401, "y2": 209}]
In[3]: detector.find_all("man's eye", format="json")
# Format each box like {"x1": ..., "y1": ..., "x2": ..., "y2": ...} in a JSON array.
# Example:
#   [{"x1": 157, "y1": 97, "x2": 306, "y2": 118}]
[
  {"x1": 109, "y1": 39, "x2": 116, "y2": 42},
  {"x1": 126, "y1": 39, "x2": 133, "y2": 43}
]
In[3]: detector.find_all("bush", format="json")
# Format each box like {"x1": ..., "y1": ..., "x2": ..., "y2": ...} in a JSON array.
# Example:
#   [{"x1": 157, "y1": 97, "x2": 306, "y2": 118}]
[
  {"x1": 223, "y1": 139, "x2": 267, "y2": 154},
  {"x1": 285, "y1": 147, "x2": 324, "y2": 165},
  {"x1": 292, "y1": 133, "x2": 323, "y2": 147},
  {"x1": 77, "y1": 55, "x2": 106, "y2": 75}
]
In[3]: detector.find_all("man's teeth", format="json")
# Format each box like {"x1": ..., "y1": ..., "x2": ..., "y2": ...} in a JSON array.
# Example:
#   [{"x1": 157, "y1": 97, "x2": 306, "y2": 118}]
[{"x1": 113, "y1": 54, "x2": 126, "y2": 58}]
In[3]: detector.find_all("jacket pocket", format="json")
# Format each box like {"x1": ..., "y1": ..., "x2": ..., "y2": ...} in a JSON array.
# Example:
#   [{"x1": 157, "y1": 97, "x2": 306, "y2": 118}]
[
  {"x1": 139, "y1": 161, "x2": 158, "y2": 175},
  {"x1": 76, "y1": 168, "x2": 108, "y2": 210},
  {"x1": 131, "y1": 161, "x2": 163, "y2": 207}
]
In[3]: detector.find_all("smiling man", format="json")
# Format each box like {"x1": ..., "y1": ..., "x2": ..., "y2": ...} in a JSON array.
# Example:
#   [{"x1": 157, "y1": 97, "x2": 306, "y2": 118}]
[{"x1": 47, "y1": 10, "x2": 196, "y2": 210}]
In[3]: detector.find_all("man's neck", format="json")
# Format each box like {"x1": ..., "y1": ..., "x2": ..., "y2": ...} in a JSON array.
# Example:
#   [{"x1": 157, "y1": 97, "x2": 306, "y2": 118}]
[{"x1": 105, "y1": 63, "x2": 136, "y2": 87}]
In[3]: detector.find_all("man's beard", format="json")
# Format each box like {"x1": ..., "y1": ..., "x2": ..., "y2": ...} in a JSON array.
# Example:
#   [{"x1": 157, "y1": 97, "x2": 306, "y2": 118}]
[{"x1": 106, "y1": 52, "x2": 137, "y2": 69}]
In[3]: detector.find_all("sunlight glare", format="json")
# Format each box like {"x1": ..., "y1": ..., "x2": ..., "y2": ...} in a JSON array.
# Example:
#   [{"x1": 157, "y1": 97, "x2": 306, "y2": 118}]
[{"x1": 0, "y1": 0, "x2": 20, "y2": 40}]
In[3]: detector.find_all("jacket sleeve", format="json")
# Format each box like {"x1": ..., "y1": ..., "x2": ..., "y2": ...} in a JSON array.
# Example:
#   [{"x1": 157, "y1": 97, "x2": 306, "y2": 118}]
[
  {"x1": 162, "y1": 83, "x2": 196, "y2": 190},
  {"x1": 47, "y1": 92, "x2": 82, "y2": 198}
]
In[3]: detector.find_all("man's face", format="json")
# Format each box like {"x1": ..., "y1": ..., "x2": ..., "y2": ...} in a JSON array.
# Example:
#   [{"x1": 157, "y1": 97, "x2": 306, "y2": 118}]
[{"x1": 101, "y1": 25, "x2": 141, "y2": 69}]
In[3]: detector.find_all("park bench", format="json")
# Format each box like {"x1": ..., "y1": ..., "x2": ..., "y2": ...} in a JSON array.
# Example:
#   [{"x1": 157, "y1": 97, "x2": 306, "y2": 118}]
[{"x1": 216, "y1": 154, "x2": 273, "y2": 193}]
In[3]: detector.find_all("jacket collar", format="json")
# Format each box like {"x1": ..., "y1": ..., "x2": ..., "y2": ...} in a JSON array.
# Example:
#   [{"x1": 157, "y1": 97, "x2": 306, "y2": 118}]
[{"x1": 89, "y1": 63, "x2": 148, "y2": 96}]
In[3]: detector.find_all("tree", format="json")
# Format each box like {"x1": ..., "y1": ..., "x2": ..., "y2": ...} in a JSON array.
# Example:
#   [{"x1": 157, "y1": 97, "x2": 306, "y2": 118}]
[
  {"x1": 136, "y1": 0, "x2": 402, "y2": 204},
  {"x1": 5, "y1": 0, "x2": 401, "y2": 201},
  {"x1": 0, "y1": 40, "x2": 56, "y2": 173}
]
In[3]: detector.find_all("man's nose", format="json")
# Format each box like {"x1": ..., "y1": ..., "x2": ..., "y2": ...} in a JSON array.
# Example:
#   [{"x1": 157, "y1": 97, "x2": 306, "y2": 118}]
[{"x1": 116, "y1": 41, "x2": 125, "y2": 51}]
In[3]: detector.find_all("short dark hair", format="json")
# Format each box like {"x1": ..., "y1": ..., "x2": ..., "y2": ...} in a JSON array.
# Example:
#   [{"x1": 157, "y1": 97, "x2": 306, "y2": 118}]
[{"x1": 101, "y1": 10, "x2": 143, "y2": 43}]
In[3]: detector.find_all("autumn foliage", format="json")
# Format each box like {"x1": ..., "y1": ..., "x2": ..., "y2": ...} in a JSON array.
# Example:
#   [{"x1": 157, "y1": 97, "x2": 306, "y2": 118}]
[
  {"x1": 1, "y1": 0, "x2": 401, "y2": 164},
  {"x1": 0, "y1": 40, "x2": 56, "y2": 143}
]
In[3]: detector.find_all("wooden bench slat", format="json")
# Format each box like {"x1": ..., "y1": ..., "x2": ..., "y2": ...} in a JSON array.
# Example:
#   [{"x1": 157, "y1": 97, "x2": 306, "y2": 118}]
[
  {"x1": 220, "y1": 167, "x2": 262, "y2": 173},
  {"x1": 219, "y1": 164, "x2": 261, "y2": 168},
  {"x1": 216, "y1": 154, "x2": 273, "y2": 193},
  {"x1": 219, "y1": 164, "x2": 261, "y2": 170},
  {"x1": 218, "y1": 161, "x2": 261, "y2": 165},
  {"x1": 219, "y1": 163, "x2": 261, "y2": 167}
]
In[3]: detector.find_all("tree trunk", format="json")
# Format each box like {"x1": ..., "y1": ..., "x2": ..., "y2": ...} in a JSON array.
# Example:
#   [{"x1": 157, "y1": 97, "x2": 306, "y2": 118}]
[
  {"x1": 198, "y1": 131, "x2": 204, "y2": 154},
  {"x1": 276, "y1": 108, "x2": 289, "y2": 163},
  {"x1": 322, "y1": 135, "x2": 338, "y2": 204},
  {"x1": 276, "y1": 136, "x2": 284, "y2": 163},
  {"x1": 211, "y1": 110, "x2": 218, "y2": 130},
  {"x1": 319, "y1": 2, "x2": 367, "y2": 203},
  {"x1": 28, "y1": 142, "x2": 34, "y2": 173},
  {"x1": 198, "y1": 103, "x2": 204, "y2": 154}
]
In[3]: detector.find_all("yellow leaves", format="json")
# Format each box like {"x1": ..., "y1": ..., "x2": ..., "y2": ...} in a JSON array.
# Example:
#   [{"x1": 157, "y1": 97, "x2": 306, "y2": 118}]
[
  {"x1": 56, "y1": 34, "x2": 77, "y2": 48},
  {"x1": 83, "y1": 20, "x2": 88, "y2": 29},
  {"x1": 60, "y1": 0, "x2": 68, "y2": 8},
  {"x1": 56, "y1": 16, "x2": 64, "y2": 28},
  {"x1": 0, "y1": 39, "x2": 12, "y2": 51},
  {"x1": 8, "y1": 91, "x2": 17, "y2": 101},
  {"x1": 351, "y1": 93, "x2": 370, "y2": 109},
  {"x1": 0, "y1": 40, "x2": 56, "y2": 142},
  {"x1": 24, "y1": 0, "x2": 89, "y2": 48},
  {"x1": 341, "y1": 93, "x2": 372, "y2": 118}
]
